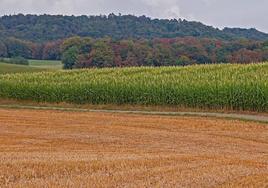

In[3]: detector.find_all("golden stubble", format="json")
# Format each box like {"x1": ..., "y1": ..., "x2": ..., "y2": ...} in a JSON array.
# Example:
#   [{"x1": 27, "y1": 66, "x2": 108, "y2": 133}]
[{"x1": 0, "y1": 108, "x2": 267, "y2": 187}]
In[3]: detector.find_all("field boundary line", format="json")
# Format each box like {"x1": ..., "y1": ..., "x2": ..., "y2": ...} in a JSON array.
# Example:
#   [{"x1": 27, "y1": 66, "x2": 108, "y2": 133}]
[{"x1": 0, "y1": 104, "x2": 267, "y2": 123}]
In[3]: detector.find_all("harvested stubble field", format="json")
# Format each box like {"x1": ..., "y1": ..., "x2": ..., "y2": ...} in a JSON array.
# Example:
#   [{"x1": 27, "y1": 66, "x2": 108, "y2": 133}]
[{"x1": 0, "y1": 108, "x2": 267, "y2": 187}]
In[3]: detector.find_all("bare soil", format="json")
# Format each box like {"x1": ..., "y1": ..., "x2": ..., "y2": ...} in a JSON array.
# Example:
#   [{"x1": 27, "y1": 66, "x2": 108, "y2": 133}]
[{"x1": 0, "y1": 108, "x2": 267, "y2": 187}]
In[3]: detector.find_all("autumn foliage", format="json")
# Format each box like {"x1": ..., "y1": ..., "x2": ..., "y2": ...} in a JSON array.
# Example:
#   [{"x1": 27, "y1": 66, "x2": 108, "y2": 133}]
[{"x1": 60, "y1": 36, "x2": 268, "y2": 69}]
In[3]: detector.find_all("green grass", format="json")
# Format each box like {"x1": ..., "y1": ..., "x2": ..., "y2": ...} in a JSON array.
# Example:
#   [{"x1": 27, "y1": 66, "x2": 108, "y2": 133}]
[
  {"x1": 0, "y1": 63, "x2": 267, "y2": 112},
  {"x1": 0, "y1": 62, "x2": 48, "y2": 74},
  {"x1": 28, "y1": 59, "x2": 62, "y2": 69},
  {"x1": 0, "y1": 59, "x2": 62, "y2": 74}
]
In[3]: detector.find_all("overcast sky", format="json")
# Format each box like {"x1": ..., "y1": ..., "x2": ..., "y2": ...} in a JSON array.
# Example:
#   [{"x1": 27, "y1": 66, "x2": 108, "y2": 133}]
[{"x1": 0, "y1": 0, "x2": 267, "y2": 33}]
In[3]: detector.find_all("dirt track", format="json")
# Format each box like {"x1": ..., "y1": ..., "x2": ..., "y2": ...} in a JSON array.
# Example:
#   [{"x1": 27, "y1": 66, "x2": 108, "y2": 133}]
[{"x1": 0, "y1": 108, "x2": 267, "y2": 187}]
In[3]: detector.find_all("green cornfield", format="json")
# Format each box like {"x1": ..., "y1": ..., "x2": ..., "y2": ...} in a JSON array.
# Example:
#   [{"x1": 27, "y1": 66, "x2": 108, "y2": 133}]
[{"x1": 0, "y1": 63, "x2": 267, "y2": 112}]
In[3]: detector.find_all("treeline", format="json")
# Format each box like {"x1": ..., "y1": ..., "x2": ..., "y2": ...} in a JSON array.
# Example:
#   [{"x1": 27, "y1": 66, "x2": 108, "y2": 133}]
[
  {"x1": 1, "y1": 36, "x2": 268, "y2": 68},
  {"x1": 0, "y1": 37, "x2": 61, "y2": 60},
  {"x1": 1, "y1": 14, "x2": 268, "y2": 42},
  {"x1": 61, "y1": 37, "x2": 268, "y2": 69}
]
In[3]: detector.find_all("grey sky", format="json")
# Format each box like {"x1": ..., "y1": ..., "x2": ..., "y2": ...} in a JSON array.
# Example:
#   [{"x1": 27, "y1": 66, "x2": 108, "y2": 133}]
[{"x1": 0, "y1": 0, "x2": 267, "y2": 33}]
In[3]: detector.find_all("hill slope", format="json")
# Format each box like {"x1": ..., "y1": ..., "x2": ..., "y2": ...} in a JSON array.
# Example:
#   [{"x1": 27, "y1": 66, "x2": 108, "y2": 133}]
[
  {"x1": 0, "y1": 60, "x2": 61, "y2": 74},
  {"x1": 0, "y1": 62, "x2": 45, "y2": 74},
  {"x1": 1, "y1": 14, "x2": 268, "y2": 42}
]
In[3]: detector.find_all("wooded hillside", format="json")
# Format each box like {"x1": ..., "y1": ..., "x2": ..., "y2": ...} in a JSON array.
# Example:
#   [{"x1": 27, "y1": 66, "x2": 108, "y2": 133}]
[{"x1": 1, "y1": 14, "x2": 268, "y2": 42}]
